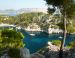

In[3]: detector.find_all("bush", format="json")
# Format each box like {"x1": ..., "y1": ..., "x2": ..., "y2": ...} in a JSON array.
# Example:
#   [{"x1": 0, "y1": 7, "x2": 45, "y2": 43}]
[
  {"x1": 8, "y1": 48, "x2": 21, "y2": 58},
  {"x1": 0, "y1": 29, "x2": 25, "y2": 57},
  {"x1": 0, "y1": 29, "x2": 25, "y2": 48},
  {"x1": 51, "y1": 40, "x2": 61, "y2": 46},
  {"x1": 66, "y1": 41, "x2": 75, "y2": 48}
]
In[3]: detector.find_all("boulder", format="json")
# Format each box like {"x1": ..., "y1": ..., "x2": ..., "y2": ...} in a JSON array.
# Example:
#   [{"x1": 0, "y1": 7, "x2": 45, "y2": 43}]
[
  {"x1": 0, "y1": 53, "x2": 10, "y2": 58},
  {"x1": 20, "y1": 48, "x2": 30, "y2": 58},
  {"x1": 0, "y1": 48, "x2": 30, "y2": 58},
  {"x1": 31, "y1": 53, "x2": 45, "y2": 58}
]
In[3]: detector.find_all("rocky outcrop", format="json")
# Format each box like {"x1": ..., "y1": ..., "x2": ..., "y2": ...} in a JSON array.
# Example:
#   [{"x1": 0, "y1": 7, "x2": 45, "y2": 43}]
[
  {"x1": 0, "y1": 48, "x2": 30, "y2": 58},
  {"x1": 47, "y1": 42, "x2": 60, "y2": 51},
  {"x1": 67, "y1": 48, "x2": 75, "y2": 58},
  {"x1": 20, "y1": 48, "x2": 30, "y2": 58},
  {"x1": 31, "y1": 53, "x2": 45, "y2": 58},
  {"x1": 42, "y1": 48, "x2": 75, "y2": 58},
  {"x1": 1, "y1": 47, "x2": 75, "y2": 58}
]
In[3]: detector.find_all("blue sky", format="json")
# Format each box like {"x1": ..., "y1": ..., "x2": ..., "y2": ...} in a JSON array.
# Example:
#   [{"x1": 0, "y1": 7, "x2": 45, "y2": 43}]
[{"x1": 0, "y1": 0, "x2": 47, "y2": 10}]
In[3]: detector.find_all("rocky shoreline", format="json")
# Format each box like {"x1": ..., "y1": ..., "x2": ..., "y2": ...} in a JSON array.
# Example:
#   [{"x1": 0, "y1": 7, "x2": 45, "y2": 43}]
[{"x1": 1, "y1": 46, "x2": 75, "y2": 58}]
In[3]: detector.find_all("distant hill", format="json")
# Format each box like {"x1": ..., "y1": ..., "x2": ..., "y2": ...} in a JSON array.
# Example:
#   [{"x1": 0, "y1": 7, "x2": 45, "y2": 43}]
[
  {"x1": 0, "y1": 8, "x2": 47, "y2": 16},
  {"x1": 0, "y1": 9, "x2": 17, "y2": 16}
]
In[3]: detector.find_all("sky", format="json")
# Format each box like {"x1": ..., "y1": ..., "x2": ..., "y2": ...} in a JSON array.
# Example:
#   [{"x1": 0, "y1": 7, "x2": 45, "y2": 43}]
[{"x1": 0, "y1": 0, "x2": 47, "y2": 10}]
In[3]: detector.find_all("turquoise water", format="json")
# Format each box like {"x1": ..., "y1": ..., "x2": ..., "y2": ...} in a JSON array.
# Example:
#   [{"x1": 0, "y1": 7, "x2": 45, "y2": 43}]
[{"x1": 20, "y1": 29, "x2": 75, "y2": 53}]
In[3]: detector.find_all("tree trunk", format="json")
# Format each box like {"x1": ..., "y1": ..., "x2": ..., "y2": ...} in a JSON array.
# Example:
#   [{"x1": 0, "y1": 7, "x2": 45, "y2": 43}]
[{"x1": 59, "y1": 11, "x2": 67, "y2": 58}]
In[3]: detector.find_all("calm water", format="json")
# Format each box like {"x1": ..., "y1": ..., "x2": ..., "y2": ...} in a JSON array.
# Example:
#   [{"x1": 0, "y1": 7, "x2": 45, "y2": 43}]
[{"x1": 20, "y1": 29, "x2": 75, "y2": 53}]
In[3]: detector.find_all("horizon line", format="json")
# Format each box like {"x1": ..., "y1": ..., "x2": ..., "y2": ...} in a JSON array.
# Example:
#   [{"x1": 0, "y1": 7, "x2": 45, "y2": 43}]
[{"x1": 0, "y1": 8, "x2": 48, "y2": 10}]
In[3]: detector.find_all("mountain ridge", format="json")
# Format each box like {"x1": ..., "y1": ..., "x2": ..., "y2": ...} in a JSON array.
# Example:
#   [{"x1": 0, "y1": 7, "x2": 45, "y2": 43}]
[{"x1": 0, "y1": 8, "x2": 47, "y2": 16}]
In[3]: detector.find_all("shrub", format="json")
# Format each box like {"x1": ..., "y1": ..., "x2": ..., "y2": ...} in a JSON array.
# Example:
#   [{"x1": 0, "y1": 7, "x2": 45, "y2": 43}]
[
  {"x1": 51, "y1": 40, "x2": 61, "y2": 46},
  {"x1": 0, "y1": 29, "x2": 25, "y2": 57},
  {"x1": 8, "y1": 48, "x2": 21, "y2": 58},
  {"x1": 0, "y1": 29, "x2": 25, "y2": 48},
  {"x1": 66, "y1": 41, "x2": 75, "y2": 48}
]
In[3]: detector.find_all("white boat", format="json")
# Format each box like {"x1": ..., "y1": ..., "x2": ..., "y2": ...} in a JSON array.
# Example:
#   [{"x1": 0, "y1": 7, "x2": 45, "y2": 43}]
[{"x1": 30, "y1": 34, "x2": 35, "y2": 36}]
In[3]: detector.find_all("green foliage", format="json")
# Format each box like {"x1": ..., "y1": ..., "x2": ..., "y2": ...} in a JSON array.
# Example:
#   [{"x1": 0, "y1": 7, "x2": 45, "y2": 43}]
[
  {"x1": 0, "y1": 12, "x2": 45, "y2": 28},
  {"x1": 0, "y1": 15, "x2": 16, "y2": 24},
  {"x1": 8, "y1": 48, "x2": 21, "y2": 58},
  {"x1": 36, "y1": 14, "x2": 50, "y2": 31},
  {"x1": 66, "y1": 24, "x2": 75, "y2": 33},
  {"x1": 0, "y1": 29, "x2": 24, "y2": 48},
  {"x1": 47, "y1": 7, "x2": 55, "y2": 14},
  {"x1": 57, "y1": 22, "x2": 75, "y2": 33},
  {"x1": 44, "y1": 0, "x2": 64, "y2": 6},
  {"x1": 51, "y1": 40, "x2": 61, "y2": 46},
  {"x1": 67, "y1": 41, "x2": 75, "y2": 48},
  {"x1": 16, "y1": 12, "x2": 44, "y2": 27},
  {"x1": 44, "y1": 0, "x2": 75, "y2": 13},
  {"x1": 57, "y1": 22, "x2": 64, "y2": 30}
]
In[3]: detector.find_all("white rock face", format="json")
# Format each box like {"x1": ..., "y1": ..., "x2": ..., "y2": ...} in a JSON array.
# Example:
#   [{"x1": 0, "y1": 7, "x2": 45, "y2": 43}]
[
  {"x1": 25, "y1": 23, "x2": 41, "y2": 31},
  {"x1": 48, "y1": 28, "x2": 63, "y2": 34}
]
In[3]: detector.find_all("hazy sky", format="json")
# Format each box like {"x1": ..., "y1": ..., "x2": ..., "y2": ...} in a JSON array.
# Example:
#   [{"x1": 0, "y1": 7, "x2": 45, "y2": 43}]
[{"x1": 0, "y1": 0, "x2": 47, "y2": 10}]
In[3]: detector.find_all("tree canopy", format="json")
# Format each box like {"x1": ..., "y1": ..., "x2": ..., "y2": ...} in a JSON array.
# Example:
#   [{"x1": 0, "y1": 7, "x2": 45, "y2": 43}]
[
  {"x1": 44, "y1": 0, "x2": 75, "y2": 17},
  {"x1": 44, "y1": 0, "x2": 75, "y2": 58}
]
